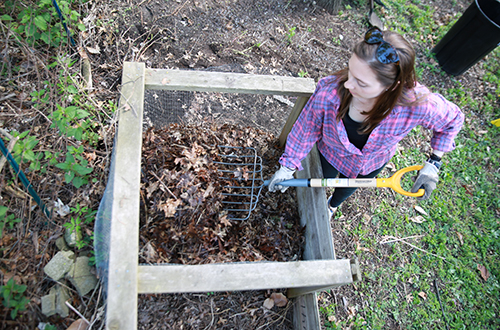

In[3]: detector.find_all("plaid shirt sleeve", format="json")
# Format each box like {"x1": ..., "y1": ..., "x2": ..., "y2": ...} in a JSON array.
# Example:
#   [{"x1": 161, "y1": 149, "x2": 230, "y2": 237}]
[
  {"x1": 279, "y1": 78, "x2": 464, "y2": 177},
  {"x1": 279, "y1": 76, "x2": 339, "y2": 171}
]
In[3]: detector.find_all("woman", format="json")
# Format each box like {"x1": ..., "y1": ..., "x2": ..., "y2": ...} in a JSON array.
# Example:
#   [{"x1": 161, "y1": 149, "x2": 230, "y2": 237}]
[{"x1": 268, "y1": 27, "x2": 464, "y2": 215}]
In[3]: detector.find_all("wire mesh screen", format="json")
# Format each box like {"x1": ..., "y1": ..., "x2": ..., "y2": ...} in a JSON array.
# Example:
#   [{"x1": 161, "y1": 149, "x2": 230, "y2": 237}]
[{"x1": 143, "y1": 89, "x2": 295, "y2": 135}]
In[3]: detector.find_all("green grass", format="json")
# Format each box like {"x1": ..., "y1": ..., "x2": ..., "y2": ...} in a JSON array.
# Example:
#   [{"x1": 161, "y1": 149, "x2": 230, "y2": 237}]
[{"x1": 321, "y1": 1, "x2": 500, "y2": 329}]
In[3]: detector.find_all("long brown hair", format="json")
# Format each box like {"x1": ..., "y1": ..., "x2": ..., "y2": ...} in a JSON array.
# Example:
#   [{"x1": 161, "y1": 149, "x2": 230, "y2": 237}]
[{"x1": 335, "y1": 30, "x2": 425, "y2": 134}]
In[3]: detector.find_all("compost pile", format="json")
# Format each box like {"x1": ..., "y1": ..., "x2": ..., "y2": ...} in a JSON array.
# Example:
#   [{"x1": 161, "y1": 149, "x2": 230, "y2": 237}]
[{"x1": 139, "y1": 122, "x2": 304, "y2": 265}]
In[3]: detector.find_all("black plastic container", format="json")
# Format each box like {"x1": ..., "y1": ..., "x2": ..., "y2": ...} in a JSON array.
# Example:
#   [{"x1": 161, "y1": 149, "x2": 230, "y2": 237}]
[{"x1": 433, "y1": 0, "x2": 500, "y2": 76}]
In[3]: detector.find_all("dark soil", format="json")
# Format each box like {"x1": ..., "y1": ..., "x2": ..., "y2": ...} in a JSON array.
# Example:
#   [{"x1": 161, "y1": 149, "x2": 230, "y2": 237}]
[{"x1": 1, "y1": 0, "x2": 487, "y2": 329}]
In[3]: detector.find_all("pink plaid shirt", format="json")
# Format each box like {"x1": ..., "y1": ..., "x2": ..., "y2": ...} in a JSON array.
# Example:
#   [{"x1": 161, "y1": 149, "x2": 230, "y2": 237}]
[{"x1": 280, "y1": 75, "x2": 464, "y2": 177}]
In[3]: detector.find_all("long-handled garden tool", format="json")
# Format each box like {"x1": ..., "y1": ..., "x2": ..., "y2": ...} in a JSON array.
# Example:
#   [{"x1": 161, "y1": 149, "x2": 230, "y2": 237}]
[{"x1": 215, "y1": 146, "x2": 424, "y2": 220}]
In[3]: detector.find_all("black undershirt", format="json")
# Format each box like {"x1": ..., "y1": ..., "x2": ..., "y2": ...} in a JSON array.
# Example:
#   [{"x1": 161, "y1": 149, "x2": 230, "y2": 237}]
[{"x1": 342, "y1": 113, "x2": 370, "y2": 151}]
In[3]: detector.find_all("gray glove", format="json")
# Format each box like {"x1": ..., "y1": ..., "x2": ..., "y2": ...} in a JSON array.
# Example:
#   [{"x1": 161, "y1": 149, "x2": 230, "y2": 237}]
[
  {"x1": 268, "y1": 165, "x2": 295, "y2": 192},
  {"x1": 411, "y1": 161, "x2": 440, "y2": 200}
]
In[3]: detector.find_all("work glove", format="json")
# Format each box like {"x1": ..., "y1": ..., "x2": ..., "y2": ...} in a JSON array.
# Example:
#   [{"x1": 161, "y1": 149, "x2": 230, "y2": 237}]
[
  {"x1": 268, "y1": 165, "x2": 295, "y2": 193},
  {"x1": 411, "y1": 160, "x2": 441, "y2": 200}
]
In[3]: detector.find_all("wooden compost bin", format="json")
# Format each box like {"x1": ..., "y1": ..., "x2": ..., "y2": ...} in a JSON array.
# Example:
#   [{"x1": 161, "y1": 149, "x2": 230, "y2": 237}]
[{"x1": 105, "y1": 62, "x2": 360, "y2": 330}]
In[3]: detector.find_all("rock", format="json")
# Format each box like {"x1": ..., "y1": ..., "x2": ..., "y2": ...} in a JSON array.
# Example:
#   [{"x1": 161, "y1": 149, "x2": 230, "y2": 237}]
[
  {"x1": 41, "y1": 292, "x2": 57, "y2": 317},
  {"x1": 41, "y1": 284, "x2": 70, "y2": 318},
  {"x1": 56, "y1": 236, "x2": 70, "y2": 251},
  {"x1": 67, "y1": 257, "x2": 97, "y2": 296},
  {"x1": 65, "y1": 227, "x2": 82, "y2": 248},
  {"x1": 44, "y1": 251, "x2": 75, "y2": 281}
]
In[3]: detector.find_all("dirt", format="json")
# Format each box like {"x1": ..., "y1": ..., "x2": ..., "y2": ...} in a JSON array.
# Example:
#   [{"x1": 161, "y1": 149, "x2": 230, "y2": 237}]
[{"x1": 0, "y1": 0, "x2": 489, "y2": 329}]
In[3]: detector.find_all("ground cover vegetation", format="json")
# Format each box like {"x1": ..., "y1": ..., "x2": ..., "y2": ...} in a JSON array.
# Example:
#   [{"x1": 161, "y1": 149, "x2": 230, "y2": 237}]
[{"x1": 0, "y1": 0, "x2": 498, "y2": 328}]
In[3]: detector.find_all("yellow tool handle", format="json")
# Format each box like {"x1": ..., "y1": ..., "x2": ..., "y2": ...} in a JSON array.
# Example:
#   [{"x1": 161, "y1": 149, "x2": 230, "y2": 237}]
[{"x1": 376, "y1": 165, "x2": 424, "y2": 197}]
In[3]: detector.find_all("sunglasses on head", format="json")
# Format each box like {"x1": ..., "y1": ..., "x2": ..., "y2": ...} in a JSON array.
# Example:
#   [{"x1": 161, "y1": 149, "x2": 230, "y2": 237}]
[{"x1": 364, "y1": 27, "x2": 400, "y2": 65}]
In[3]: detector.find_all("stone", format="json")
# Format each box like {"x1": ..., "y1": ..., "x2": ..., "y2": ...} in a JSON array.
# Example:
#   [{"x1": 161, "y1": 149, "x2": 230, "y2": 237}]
[
  {"x1": 55, "y1": 236, "x2": 69, "y2": 251},
  {"x1": 67, "y1": 256, "x2": 98, "y2": 296},
  {"x1": 51, "y1": 285, "x2": 70, "y2": 317},
  {"x1": 41, "y1": 292, "x2": 57, "y2": 317},
  {"x1": 64, "y1": 226, "x2": 82, "y2": 248},
  {"x1": 44, "y1": 250, "x2": 75, "y2": 281},
  {"x1": 41, "y1": 284, "x2": 70, "y2": 318}
]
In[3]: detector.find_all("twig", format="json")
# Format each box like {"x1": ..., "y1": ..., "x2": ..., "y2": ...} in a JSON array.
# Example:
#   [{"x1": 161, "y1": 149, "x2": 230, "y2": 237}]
[
  {"x1": 0, "y1": 93, "x2": 16, "y2": 102},
  {"x1": 0, "y1": 128, "x2": 18, "y2": 173},
  {"x1": 149, "y1": 171, "x2": 177, "y2": 200},
  {"x1": 434, "y1": 278, "x2": 450, "y2": 330},
  {"x1": 203, "y1": 298, "x2": 215, "y2": 330},
  {"x1": 172, "y1": 0, "x2": 190, "y2": 16},
  {"x1": 380, "y1": 235, "x2": 446, "y2": 261},
  {"x1": 65, "y1": 301, "x2": 91, "y2": 325},
  {"x1": 308, "y1": 38, "x2": 351, "y2": 52},
  {"x1": 379, "y1": 234, "x2": 425, "y2": 244}
]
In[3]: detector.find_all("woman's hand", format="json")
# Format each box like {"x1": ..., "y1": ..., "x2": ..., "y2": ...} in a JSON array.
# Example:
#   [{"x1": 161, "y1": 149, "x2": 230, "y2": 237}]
[
  {"x1": 268, "y1": 166, "x2": 296, "y2": 192},
  {"x1": 411, "y1": 160, "x2": 441, "y2": 200}
]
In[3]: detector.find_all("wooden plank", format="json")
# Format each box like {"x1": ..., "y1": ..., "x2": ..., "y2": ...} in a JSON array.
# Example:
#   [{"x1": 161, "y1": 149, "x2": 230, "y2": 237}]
[
  {"x1": 279, "y1": 96, "x2": 311, "y2": 147},
  {"x1": 295, "y1": 145, "x2": 335, "y2": 261},
  {"x1": 137, "y1": 259, "x2": 352, "y2": 294},
  {"x1": 144, "y1": 68, "x2": 316, "y2": 96},
  {"x1": 105, "y1": 62, "x2": 145, "y2": 330},
  {"x1": 291, "y1": 145, "x2": 337, "y2": 329},
  {"x1": 293, "y1": 293, "x2": 321, "y2": 330}
]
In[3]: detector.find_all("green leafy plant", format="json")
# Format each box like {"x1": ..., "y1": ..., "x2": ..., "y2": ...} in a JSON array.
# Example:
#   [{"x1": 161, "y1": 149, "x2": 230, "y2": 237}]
[
  {"x1": 286, "y1": 26, "x2": 296, "y2": 44},
  {"x1": 64, "y1": 203, "x2": 97, "y2": 249},
  {"x1": 55, "y1": 145, "x2": 93, "y2": 188},
  {"x1": 1, "y1": 278, "x2": 29, "y2": 319},
  {"x1": 10, "y1": 131, "x2": 44, "y2": 172},
  {"x1": 2, "y1": 0, "x2": 85, "y2": 48},
  {"x1": 0, "y1": 206, "x2": 22, "y2": 237},
  {"x1": 298, "y1": 69, "x2": 308, "y2": 78},
  {"x1": 50, "y1": 104, "x2": 93, "y2": 141}
]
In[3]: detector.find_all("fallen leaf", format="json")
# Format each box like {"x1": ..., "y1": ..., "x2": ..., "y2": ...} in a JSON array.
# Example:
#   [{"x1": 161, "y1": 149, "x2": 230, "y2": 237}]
[
  {"x1": 410, "y1": 215, "x2": 426, "y2": 223},
  {"x1": 457, "y1": 232, "x2": 464, "y2": 245},
  {"x1": 53, "y1": 198, "x2": 70, "y2": 217},
  {"x1": 418, "y1": 292, "x2": 427, "y2": 300},
  {"x1": 220, "y1": 215, "x2": 232, "y2": 227},
  {"x1": 477, "y1": 264, "x2": 490, "y2": 281},
  {"x1": 66, "y1": 319, "x2": 89, "y2": 330},
  {"x1": 263, "y1": 298, "x2": 274, "y2": 309},
  {"x1": 86, "y1": 45, "x2": 101, "y2": 54},
  {"x1": 414, "y1": 205, "x2": 428, "y2": 216},
  {"x1": 159, "y1": 199, "x2": 181, "y2": 217},
  {"x1": 270, "y1": 292, "x2": 288, "y2": 307}
]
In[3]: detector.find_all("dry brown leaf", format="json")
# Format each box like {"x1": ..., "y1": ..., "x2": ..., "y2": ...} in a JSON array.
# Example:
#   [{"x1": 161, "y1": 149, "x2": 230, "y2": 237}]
[
  {"x1": 159, "y1": 199, "x2": 181, "y2": 217},
  {"x1": 146, "y1": 181, "x2": 159, "y2": 199},
  {"x1": 414, "y1": 205, "x2": 428, "y2": 216},
  {"x1": 418, "y1": 292, "x2": 427, "y2": 300},
  {"x1": 220, "y1": 215, "x2": 232, "y2": 227},
  {"x1": 457, "y1": 231, "x2": 464, "y2": 245},
  {"x1": 263, "y1": 298, "x2": 274, "y2": 309},
  {"x1": 410, "y1": 215, "x2": 426, "y2": 223},
  {"x1": 270, "y1": 292, "x2": 288, "y2": 307},
  {"x1": 66, "y1": 319, "x2": 89, "y2": 330},
  {"x1": 477, "y1": 264, "x2": 490, "y2": 281}
]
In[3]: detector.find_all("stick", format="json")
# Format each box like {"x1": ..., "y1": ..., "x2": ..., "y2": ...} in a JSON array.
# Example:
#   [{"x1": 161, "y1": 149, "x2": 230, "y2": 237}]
[
  {"x1": 65, "y1": 301, "x2": 90, "y2": 325},
  {"x1": 379, "y1": 235, "x2": 446, "y2": 261},
  {"x1": 379, "y1": 234, "x2": 425, "y2": 244},
  {"x1": 434, "y1": 279, "x2": 450, "y2": 330},
  {"x1": 0, "y1": 129, "x2": 18, "y2": 173}
]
